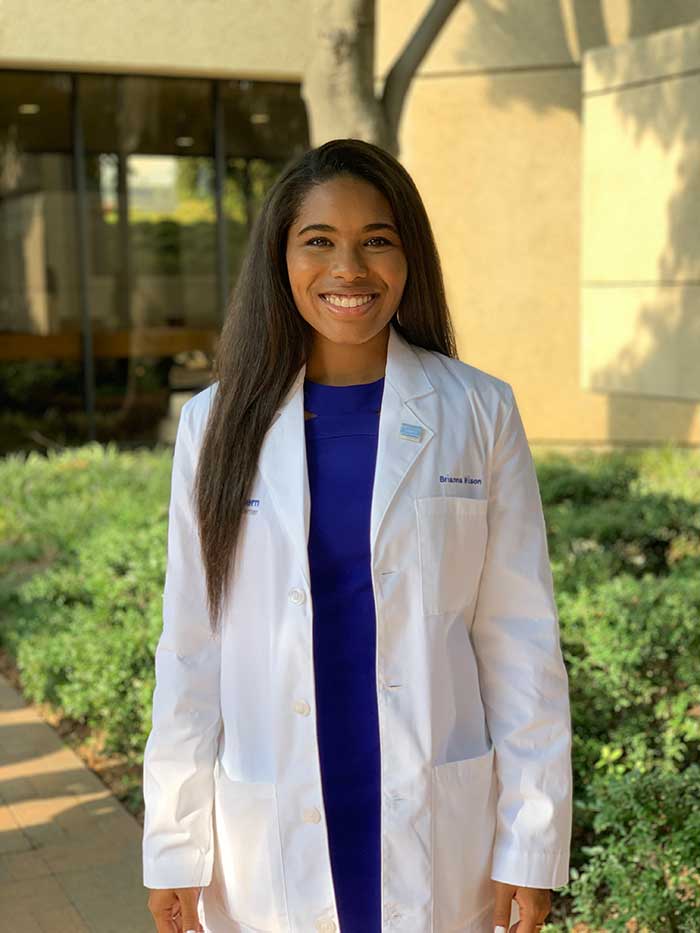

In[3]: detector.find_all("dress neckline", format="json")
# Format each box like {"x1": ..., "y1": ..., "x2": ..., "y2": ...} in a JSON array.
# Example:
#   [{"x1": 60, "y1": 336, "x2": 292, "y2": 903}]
[
  {"x1": 304, "y1": 376, "x2": 385, "y2": 388},
  {"x1": 303, "y1": 376, "x2": 385, "y2": 416}
]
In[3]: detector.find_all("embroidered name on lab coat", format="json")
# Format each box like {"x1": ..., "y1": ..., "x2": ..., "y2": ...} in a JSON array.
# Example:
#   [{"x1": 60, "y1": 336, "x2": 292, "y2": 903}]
[
  {"x1": 399, "y1": 422, "x2": 423, "y2": 442},
  {"x1": 439, "y1": 475, "x2": 482, "y2": 485}
]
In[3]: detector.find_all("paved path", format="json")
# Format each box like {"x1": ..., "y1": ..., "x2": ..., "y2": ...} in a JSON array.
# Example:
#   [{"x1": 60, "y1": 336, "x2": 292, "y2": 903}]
[{"x1": 0, "y1": 673, "x2": 153, "y2": 932}]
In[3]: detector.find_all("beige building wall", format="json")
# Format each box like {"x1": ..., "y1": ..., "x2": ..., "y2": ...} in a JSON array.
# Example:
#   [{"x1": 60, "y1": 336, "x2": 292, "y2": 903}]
[
  {"x1": 376, "y1": 0, "x2": 700, "y2": 447},
  {"x1": 0, "y1": 0, "x2": 309, "y2": 79},
  {"x1": 581, "y1": 19, "x2": 700, "y2": 405},
  {"x1": 2, "y1": 0, "x2": 699, "y2": 446}
]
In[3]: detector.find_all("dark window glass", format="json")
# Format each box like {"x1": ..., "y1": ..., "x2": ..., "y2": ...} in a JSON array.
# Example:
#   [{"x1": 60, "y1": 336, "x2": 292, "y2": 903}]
[
  {"x1": 0, "y1": 70, "x2": 91, "y2": 450},
  {"x1": 80, "y1": 73, "x2": 219, "y2": 332},
  {"x1": 222, "y1": 80, "x2": 308, "y2": 287},
  {"x1": 0, "y1": 70, "x2": 309, "y2": 453}
]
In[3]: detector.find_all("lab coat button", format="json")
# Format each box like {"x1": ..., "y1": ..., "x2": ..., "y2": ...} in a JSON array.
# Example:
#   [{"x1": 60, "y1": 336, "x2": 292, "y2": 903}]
[
  {"x1": 288, "y1": 587, "x2": 306, "y2": 605},
  {"x1": 315, "y1": 920, "x2": 336, "y2": 933},
  {"x1": 302, "y1": 806, "x2": 321, "y2": 823},
  {"x1": 293, "y1": 699, "x2": 311, "y2": 716}
]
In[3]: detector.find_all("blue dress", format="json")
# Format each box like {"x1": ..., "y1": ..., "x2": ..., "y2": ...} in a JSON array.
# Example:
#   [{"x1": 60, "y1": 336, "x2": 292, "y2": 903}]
[{"x1": 303, "y1": 375, "x2": 385, "y2": 933}]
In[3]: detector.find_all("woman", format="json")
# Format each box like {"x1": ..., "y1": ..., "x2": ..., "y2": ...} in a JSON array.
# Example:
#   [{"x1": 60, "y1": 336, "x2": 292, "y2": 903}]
[{"x1": 143, "y1": 138, "x2": 573, "y2": 933}]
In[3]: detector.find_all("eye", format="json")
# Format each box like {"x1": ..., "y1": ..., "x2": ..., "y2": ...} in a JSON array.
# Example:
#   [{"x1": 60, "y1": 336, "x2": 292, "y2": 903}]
[{"x1": 304, "y1": 236, "x2": 394, "y2": 247}]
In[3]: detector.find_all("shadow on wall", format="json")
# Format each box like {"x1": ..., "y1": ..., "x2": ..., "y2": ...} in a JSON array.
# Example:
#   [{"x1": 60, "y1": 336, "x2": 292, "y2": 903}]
[{"x1": 447, "y1": 0, "x2": 700, "y2": 445}]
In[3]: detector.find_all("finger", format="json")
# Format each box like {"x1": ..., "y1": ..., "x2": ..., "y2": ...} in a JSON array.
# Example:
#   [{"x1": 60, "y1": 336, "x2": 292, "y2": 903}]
[
  {"x1": 181, "y1": 913, "x2": 202, "y2": 932},
  {"x1": 499, "y1": 912, "x2": 549, "y2": 931},
  {"x1": 510, "y1": 911, "x2": 541, "y2": 933},
  {"x1": 150, "y1": 906, "x2": 177, "y2": 933},
  {"x1": 493, "y1": 880, "x2": 517, "y2": 932},
  {"x1": 513, "y1": 887, "x2": 551, "y2": 933},
  {"x1": 178, "y1": 887, "x2": 203, "y2": 933}
]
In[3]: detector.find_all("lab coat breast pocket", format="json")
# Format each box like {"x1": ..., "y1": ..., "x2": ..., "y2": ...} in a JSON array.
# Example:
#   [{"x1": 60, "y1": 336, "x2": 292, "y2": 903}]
[
  {"x1": 431, "y1": 743, "x2": 497, "y2": 931},
  {"x1": 415, "y1": 496, "x2": 489, "y2": 616},
  {"x1": 210, "y1": 766, "x2": 289, "y2": 931}
]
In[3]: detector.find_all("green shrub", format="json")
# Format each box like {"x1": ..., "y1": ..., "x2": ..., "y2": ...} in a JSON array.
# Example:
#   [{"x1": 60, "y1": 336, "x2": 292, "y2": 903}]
[
  {"x1": 560, "y1": 569, "x2": 700, "y2": 778},
  {"x1": 0, "y1": 442, "x2": 170, "y2": 761},
  {"x1": 537, "y1": 450, "x2": 642, "y2": 507},
  {"x1": 568, "y1": 765, "x2": 700, "y2": 932}
]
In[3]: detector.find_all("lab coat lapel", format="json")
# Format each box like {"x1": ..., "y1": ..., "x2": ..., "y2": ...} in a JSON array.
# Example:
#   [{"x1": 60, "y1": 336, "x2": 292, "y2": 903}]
[
  {"x1": 256, "y1": 321, "x2": 436, "y2": 587},
  {"x1": 257, "y1": 360, "x2": 311, "y2": 587},
  {"x1": 370, "y1": 323, "x2": 435, "y2": 551}
]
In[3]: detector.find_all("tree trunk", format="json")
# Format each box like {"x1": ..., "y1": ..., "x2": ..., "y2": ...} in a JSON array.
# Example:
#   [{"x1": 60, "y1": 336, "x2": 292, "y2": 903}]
[
  {"x1": 303, "y1": 0, "x2": 389, "y2": 150},
  {"x1": 303, "y1": 0, "x2": 461, "y2": 156}
]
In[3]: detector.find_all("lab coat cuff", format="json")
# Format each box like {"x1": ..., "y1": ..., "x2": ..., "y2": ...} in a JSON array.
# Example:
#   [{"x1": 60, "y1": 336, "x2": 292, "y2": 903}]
[
  {"x1": 490, "y1": 843, "x2": 570, "y2": 890},
  {"x1": 142, "y1": 847, "x2": 213, "y2": 890}
]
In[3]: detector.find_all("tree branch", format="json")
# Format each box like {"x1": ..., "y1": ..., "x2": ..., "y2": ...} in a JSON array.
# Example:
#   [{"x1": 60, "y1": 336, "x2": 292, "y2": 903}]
[{"x1": 381, "y1": 0, "x2": 460, "y2": 139}]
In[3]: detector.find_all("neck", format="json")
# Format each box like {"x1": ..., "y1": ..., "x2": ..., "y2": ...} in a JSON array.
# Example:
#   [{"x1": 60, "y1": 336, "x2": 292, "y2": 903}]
[{"x1": 305, "y1": 325, "x2": 389, "y2": 386}]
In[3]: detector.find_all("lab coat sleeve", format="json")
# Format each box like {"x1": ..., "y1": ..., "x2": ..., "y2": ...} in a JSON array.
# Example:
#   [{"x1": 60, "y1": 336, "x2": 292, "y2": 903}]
[
  {"x1": 471, "y1": 383, "x2": 573, "y2": 890},
  {"x1": 142, "y1": 398, "x2": 222, "y2": 889}
]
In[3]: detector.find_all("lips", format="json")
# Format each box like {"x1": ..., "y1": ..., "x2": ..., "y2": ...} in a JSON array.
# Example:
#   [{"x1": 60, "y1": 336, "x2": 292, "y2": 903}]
[
  {"x1": 318, "y1": 291, "x2": 379, "y2": 298},
  {"x1": 318, "y1": 292, "x2": 380, "y2": 315},
  {"x1": 319, "y1": 292, "x2": 379, "y2": 305}
]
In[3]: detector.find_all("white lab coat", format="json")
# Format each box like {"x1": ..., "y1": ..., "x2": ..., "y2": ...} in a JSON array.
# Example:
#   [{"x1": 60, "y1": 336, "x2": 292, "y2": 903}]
[{"x1": 142, "y1": 321, "x2": 573, "y2": 933}]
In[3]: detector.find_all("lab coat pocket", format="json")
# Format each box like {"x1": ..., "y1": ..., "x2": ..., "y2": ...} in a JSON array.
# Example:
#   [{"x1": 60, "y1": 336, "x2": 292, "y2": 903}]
[
  {"x1": 431, "y1": 743, "x2": 497, "y2": 931},
  {"x1": 416, "y1": 496, "x2": 488, "y2": 616},
  {"x1": 211, "y1": 767, "x2": 289, "y2": 932}
]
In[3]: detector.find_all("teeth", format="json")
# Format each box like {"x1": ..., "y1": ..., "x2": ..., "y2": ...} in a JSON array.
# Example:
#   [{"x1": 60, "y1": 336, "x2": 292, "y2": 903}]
[{"x1": 321, "y1": 293, "x2": 376, "y2": 309}]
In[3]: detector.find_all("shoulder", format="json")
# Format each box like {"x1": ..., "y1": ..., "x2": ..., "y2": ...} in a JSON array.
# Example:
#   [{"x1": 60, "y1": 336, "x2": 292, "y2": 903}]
[
  {"x1": 171, "y1": 383, "x2": 219, "y2": 463},
  {"x1": 413, "y1": 344, "x2": 514, "y2": 411},
  {"x1": 179, "y1": 382, "x2": 219, "y2": 433}
]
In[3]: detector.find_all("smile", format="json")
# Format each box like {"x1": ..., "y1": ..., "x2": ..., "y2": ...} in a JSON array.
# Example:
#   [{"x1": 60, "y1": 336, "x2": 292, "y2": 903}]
[{"x1": 319, "y1": 293, "x2": 379, "y2": 310}]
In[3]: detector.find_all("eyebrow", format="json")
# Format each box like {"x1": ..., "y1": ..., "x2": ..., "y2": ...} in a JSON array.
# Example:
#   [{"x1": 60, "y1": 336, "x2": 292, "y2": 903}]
[{"x1": 297, "y1": 222, "x2": 399, "y2": 237}]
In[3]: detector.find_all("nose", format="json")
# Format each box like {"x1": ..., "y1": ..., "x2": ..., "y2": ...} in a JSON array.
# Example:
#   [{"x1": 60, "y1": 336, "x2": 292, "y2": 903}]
[{"x1": 331, "y1": 244, "x2": 368, "y2": 281}]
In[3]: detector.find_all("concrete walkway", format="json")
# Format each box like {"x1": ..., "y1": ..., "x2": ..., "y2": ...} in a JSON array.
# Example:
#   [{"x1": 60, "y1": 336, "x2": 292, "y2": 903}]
[{"x1": 0, "y1": 673, "x2": 153, "y2": 932}]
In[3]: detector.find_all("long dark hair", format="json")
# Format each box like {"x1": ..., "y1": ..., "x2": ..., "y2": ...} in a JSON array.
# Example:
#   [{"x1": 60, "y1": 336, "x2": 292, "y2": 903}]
[{"x1": 195, "y1": 137, "x2": 458, "y2": 632}]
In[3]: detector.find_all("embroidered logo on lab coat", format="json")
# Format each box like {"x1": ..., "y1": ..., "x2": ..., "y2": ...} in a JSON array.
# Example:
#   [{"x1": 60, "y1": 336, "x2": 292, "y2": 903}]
[{"x1": 244, "y1": 498, "x2": 261, "y2": 513}]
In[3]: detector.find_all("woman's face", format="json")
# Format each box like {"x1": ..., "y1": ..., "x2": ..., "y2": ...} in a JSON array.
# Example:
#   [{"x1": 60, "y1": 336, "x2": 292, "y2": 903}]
[{"x1": 285, "y1": 175, "x2": 408, "y2": 347}]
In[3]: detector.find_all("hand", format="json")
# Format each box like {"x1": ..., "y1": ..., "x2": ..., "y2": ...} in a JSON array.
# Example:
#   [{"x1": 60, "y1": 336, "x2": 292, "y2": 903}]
[
  {"x1": 492, "y1": 880, "x2": 551, "y2": 933},
  {"x1": 147, "y1": 886, "x2": 203, "y2": 933}
]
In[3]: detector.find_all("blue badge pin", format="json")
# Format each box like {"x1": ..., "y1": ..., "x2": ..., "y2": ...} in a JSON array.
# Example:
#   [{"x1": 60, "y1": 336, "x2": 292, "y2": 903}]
[{"x1": 399, "y1": 422, "x2": 423, "y2": 442}]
